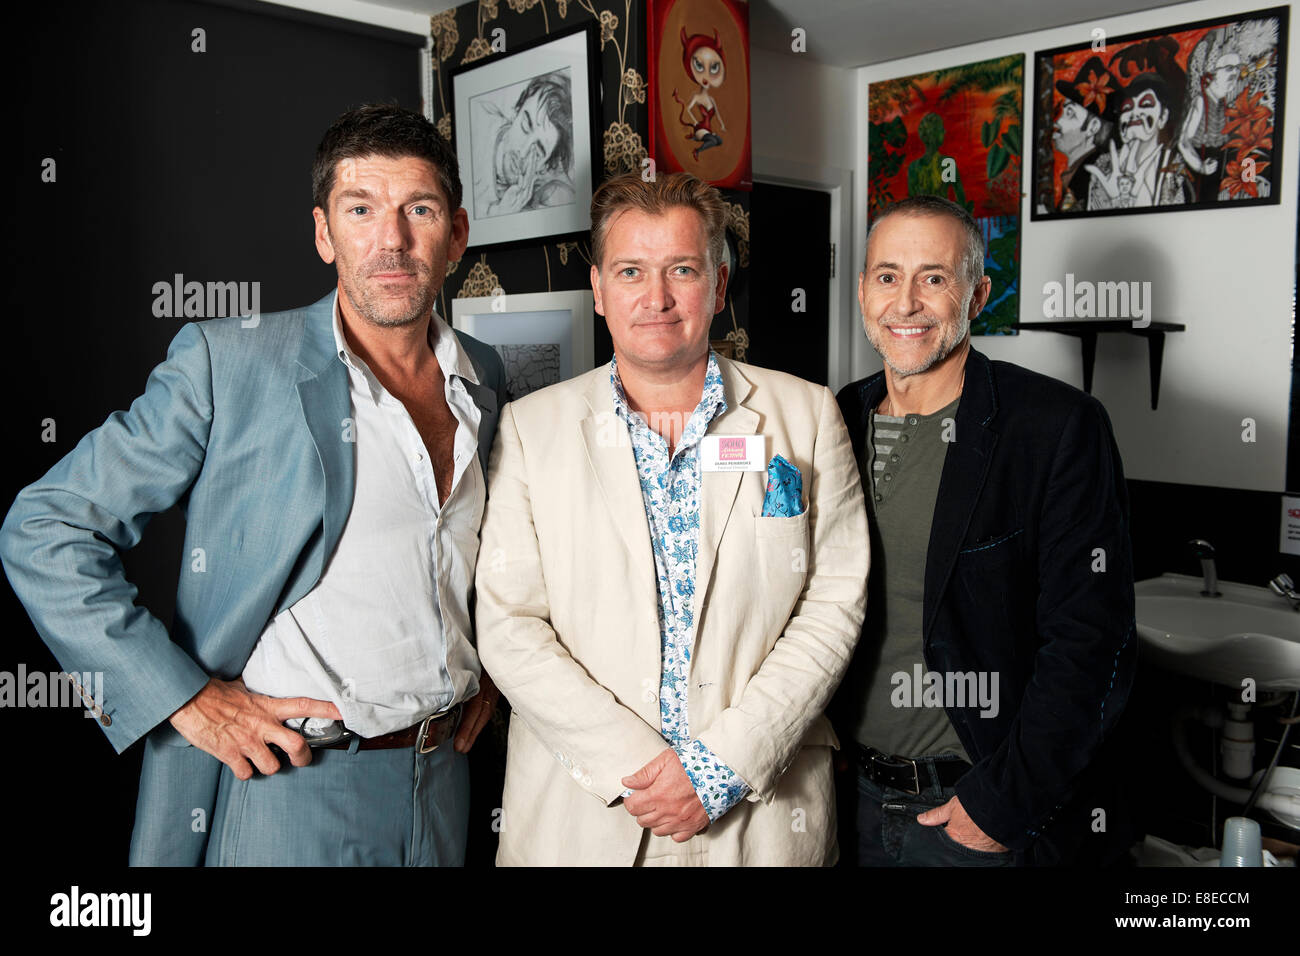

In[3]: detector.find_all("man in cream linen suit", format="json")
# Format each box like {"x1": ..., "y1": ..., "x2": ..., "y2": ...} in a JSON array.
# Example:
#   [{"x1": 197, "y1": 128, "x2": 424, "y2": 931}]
[{"x1": 476, "y1": 172, "x2": 869, "y2": 866}]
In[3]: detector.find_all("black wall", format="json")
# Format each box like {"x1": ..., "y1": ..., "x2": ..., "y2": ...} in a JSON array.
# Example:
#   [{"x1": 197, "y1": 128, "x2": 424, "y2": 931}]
[{"x1": 4, "y1": 0, "x2": 425, "y2": 866}]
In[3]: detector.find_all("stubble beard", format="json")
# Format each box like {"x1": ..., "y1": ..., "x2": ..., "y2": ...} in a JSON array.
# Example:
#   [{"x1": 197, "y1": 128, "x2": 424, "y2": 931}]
[
  {"x1": 340, "y1": 253, "x2": 441, "y2": 329},
  {"x1": 866, "y1": 290, "x2": 973, "y2": 379}
]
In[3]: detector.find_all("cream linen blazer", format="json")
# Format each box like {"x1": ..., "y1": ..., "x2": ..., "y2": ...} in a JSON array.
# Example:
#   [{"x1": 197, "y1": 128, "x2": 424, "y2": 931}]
[{"x1": 475, "y1": 355, "x2": 869, "y2": 866}]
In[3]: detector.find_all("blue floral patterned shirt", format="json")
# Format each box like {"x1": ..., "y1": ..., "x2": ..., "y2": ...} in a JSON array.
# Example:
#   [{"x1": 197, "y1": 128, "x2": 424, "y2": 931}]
[{"x1": 611, "y1": 351, "x2": 751, "y2": 822}]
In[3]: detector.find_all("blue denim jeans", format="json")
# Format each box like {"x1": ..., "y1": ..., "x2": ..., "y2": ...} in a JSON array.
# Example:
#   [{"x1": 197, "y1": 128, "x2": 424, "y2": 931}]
[{"x1": 855, "y1": 757, "x2": 1014, "y2": 867}]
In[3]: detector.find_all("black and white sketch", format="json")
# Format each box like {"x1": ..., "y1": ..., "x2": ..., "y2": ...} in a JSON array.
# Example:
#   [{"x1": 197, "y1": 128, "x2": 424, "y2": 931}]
[
  {"x1": 450, "y1": 24, "x2": 599, "y2": 249},
  {"x1": 470, "y1": 69, "x2": 576, "y2": 221}
]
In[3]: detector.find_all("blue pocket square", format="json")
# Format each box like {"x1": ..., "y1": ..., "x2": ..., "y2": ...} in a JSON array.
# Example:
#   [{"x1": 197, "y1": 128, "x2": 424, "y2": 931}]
[{"x1": 761, "y1": 455, "x2": 804, "y2": 517}]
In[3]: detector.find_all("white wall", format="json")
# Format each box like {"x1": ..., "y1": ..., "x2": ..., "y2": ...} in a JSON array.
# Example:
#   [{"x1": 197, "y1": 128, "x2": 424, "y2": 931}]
[
  {"x1": 853, "y1": 0, "x2": 1294, "y2": 492},
  {"x1": 751, "y1": 47, "x2": 864, "y2": 391}
]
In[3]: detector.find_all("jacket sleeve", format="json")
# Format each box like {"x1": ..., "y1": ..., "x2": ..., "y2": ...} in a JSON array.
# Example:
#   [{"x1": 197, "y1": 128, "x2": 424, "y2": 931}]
[
  {"x1": 0, "y1": 322, "x2": 216, "y2": 754},
  {"x1": 694, "y1": 387, "x2": 870, "y2": 801},
  {"x1": 955, "y1": 397, "x2": 1137, "y2": 850},
  {"x1": 474, "y1": 402, "x2": 670, "y2": 805}
]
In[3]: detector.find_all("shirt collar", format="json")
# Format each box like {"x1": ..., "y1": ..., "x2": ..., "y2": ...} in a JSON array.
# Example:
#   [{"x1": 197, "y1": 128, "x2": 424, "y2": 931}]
[
  {"x1": 330, "y1": 290, "x2": 480, "y2": 395},
  {"x1": 609, "y1": 350, "x2": 728, "y2": 447}
]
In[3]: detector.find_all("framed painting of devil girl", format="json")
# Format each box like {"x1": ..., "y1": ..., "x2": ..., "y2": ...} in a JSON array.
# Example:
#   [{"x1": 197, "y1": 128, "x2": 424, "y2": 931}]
[{"x1": 647, "y1": 0, "x2": 752, "y2": 190}]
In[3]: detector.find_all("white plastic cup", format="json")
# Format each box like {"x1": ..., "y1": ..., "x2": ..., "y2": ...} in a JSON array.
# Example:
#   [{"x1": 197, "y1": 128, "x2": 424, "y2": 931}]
[{"x1": 1219, "y1": 816, "x2": 1263, "y2": 867}]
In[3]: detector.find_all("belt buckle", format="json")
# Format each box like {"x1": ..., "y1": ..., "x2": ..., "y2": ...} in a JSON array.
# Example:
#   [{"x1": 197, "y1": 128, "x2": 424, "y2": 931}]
[
  {"x1": 415, "y1": 705, "x2": 459, "y2": 754},
  {"x1": 415, "y1": 712, "x2": 440, "y2": 754},
  {"x1": 871, "y1": 752, "x2": 921, "y2": 796}
]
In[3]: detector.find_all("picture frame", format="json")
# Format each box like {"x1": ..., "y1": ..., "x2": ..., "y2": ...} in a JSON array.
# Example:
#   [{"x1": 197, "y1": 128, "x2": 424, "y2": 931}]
[
  {"x1": 647, "y1": 0, "x2": 752, "y2": 190},
  {"x1": 449, "y1": 23, "x2": 601, "y2": 251},
  {"x1": 1031, "y1": 6, "x2": 1287, "y2": 220},
  {"x1": 451, "y1": 289, "x2": 596, "y2": 402}
]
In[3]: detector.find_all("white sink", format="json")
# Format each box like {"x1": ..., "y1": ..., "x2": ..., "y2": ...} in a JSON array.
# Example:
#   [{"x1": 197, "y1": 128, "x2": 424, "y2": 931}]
[{"x1": 1135, "y1": 574, "x2": 1300, "y2": 690}]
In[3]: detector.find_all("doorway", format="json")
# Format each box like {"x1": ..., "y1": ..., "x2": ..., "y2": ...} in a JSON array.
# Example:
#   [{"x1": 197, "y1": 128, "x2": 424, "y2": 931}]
[{"x1": 747, "y1": 182, "x2": 833, "y2": 385}]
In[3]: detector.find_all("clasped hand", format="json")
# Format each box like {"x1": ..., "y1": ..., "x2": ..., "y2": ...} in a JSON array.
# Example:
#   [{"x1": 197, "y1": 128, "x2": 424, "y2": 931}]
[{"x1": 620, "y1": 748, "x2": 709, "y2": 842}]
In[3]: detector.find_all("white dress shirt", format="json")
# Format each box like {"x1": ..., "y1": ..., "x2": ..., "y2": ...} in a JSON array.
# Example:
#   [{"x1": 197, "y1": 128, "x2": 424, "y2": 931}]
[{"x1": 241, "y1": 292, "x2": 485, "y2": 738}]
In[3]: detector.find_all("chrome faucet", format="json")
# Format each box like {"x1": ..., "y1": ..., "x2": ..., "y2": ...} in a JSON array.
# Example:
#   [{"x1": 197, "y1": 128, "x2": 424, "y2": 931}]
[
  {"x1": 1187, "y1": 539, "x2": 1221, "y2": 597},
  {"x1": 1269, "y1": 573, "x2": 1300, "y2": 611}
]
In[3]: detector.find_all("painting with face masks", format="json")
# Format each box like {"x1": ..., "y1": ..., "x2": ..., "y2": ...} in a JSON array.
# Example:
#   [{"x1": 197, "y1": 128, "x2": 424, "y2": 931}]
[
  {"x1": 647, "y1": 0, "x2": 752, "y2": 190},
  {"x1": 1032, "y1": 6, "x2": 1287, "y2": 220},
  {"x1": 450, "y1": 23, "x2": 600, "y2": 249},
  {"x1": 868, "y1": 54, "x2": 1025, "y2": 335}
]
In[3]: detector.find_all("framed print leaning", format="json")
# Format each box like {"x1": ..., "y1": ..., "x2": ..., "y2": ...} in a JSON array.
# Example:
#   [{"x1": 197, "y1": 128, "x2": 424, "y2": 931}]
[
  {"x1": 1032, "y1": 6, "x2": 1287, "y2": 219},
  {"x1": 449, "y1": 23, "x2": 601, "y2": 250},
  {"x1": 451, "y1": 290, "x2": 595, "y2": 402}
]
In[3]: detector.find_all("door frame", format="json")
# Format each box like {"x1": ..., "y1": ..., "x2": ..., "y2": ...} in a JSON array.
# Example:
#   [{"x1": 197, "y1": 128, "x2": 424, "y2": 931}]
[{"x1": 751, "y1": 155, "x2": 857, "y2": 393}]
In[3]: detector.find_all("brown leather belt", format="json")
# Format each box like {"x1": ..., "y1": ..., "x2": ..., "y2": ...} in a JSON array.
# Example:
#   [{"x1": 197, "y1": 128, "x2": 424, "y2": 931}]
[{"x1": 315, "y1": 704, "x2": 463, "y2": 753}]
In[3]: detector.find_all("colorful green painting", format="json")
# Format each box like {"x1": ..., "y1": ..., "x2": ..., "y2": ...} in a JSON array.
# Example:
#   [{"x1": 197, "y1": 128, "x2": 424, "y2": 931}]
[{"x1": 868, "y1": 53, "x2": 1025, "y2": 335}]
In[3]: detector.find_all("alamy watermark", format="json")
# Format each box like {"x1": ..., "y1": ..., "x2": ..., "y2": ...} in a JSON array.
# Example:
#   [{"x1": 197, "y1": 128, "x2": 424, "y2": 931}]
[
  {"x1": 0, "y1": 665, "x2": 104, "y2": 717},
  {"x1": 890, "y1": 664, "x2": 1000, "y2": 718},
  {"x1": 152, "y1": 273, "x2": 261, "y2": 327}
]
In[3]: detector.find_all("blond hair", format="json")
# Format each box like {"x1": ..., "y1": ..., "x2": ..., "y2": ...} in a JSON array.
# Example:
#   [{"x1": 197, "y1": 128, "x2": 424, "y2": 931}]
[{"x1": 590, "y1": 171, "x2": 728, "y2": 272}]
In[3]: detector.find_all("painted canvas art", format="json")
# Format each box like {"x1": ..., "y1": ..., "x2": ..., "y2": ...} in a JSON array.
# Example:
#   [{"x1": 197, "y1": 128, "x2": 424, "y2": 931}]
[
  {"x1": 868, "y1": 54, "x2": 1025, "y2": 336},
  {"x1": 1032, "y1": 7, "x2": 1287, "y2": 219},
  {"x1": 647, "y1": 0, "x2": 752, "y2": 190}
]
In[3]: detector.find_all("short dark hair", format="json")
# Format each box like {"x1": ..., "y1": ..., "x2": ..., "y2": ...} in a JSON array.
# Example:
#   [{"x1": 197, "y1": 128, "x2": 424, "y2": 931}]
[
  {"x1": 516, "y1": 71, "x2": 573, "y2": 174},
  {"x1": 312, "y1": 103, "x2": 462, "y2": 214},
  {"x1": 865, "y1": 194, "x2": 986, "y2": 289}
]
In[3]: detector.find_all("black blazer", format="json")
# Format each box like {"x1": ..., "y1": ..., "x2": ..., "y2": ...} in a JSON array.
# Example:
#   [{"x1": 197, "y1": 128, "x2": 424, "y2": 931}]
[{"x1": 835, "y1": 347, "x2": 1137, "y2": 864}]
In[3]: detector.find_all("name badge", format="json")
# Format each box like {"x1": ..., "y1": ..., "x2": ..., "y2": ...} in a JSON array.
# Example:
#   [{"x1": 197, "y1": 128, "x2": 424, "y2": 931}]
[{"x1": 700, "y1": 435, "x2": 765, "y2": 472}]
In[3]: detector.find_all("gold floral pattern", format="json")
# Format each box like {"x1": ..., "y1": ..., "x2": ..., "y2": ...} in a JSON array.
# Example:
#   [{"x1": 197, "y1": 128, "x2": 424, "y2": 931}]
[
  {"x1": 430, "y1": 10, "x2": 458, "y2": 62},
  {"x1": 556, "y1": 0, "x2": 568, "y2": 15},
  {"x1": 462, "y1": 36, "x2": 493, "y2": 64},
  {"x1": 622, "y1": 67, "x2": 645, "y2": 104},
  {"x1": 725, "y1": 327, "x2": 749, "y2": 361},
  {"x1": 506, "y1": 0, "x2": 537, "y2": 10},
  {"x1": 436, "y1": 114, "x2": 451, "y2": 141},
  {"x1": 725, "y1": 202, "x2": 751, "y2": 268},
  {"x1": 479, "y1": 0, "x2": 499, "y2": 21},
  {"x1": 457, "y1": 255, "x2": 503, "y2": 299},
  {"x1": 556, "y1": 241, "x2": 576, "y2": 265},
  {"x1": 603, "y1": 121, "x2": 647, "y2": 177},
  {"x1": 598, "y1": 10, "x2": 618, "y2": 49}
]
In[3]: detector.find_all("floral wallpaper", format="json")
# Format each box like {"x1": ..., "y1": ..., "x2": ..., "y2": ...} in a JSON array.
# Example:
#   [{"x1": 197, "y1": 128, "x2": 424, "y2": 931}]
[{"x1": 428, "y1": 0, "x2": 751, "y2": 362}]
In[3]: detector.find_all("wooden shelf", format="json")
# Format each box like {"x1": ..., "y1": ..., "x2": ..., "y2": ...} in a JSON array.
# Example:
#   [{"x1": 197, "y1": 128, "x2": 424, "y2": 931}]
[{"x1": 1012, "y1": 320, "x2": 1186, "y2": 410}]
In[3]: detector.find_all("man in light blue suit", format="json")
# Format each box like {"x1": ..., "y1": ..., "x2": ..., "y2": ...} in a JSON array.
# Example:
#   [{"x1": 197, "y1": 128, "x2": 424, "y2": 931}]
[{"x1": 0, "y1": 104, "x2": 507, "y2": 865}]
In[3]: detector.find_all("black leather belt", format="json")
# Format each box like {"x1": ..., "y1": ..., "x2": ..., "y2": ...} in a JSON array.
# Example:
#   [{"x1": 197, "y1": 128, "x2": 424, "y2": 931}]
[
  {"x1": 271, "y1": 705, "x2": 464, "y2": 757},
  {"x1": 856, "y1": 744, "x2": 971, "y2": 795}
]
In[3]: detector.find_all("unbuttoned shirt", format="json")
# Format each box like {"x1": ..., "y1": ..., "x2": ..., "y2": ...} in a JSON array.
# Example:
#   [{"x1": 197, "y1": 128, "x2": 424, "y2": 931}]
[
  {"x1": 611, "y1": 352, "x2": 750, "y2": 822},
  {"x1": 240, "y1": 292, "x2": 485, "y2": 738}
]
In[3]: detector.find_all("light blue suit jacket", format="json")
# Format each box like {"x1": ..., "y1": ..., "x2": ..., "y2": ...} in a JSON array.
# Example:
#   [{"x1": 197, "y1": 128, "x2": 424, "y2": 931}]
[{"x1": 0, "y1": 292, "x2": 507, "y2": 865}]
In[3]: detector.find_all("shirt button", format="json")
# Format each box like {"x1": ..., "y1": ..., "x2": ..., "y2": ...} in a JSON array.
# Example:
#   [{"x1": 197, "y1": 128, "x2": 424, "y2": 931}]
[
  {"x1": 890, "y1": 454, "x2": 900, "y2": 463},
  {"x1": 416, "y1": 453, "x2": 423, "y2": 461},
  {"x1": 899, "y1": 435, "x2": 909, "y2": 443},
  {"x1": 874, "y1": 494, "x2": 883, "y2": 501},
  {"x1": 883, "y1": 473, "x2": 893, "y2": 482},
  {"x1": 907, "y1": 416, "x2": 918, "y2": 426}
]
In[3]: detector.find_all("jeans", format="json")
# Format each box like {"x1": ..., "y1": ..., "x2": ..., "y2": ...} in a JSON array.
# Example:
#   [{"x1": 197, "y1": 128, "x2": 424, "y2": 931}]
[
  {"x1": 205, "y1": 738, "x2": 470, "y2": 866},
  {"x1": 855, "y1": 757, "x2": 1014, "y2": 867}
]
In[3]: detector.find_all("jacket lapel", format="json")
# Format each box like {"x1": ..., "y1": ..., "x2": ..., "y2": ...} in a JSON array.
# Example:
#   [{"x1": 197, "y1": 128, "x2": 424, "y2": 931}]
[
  {"x1": 691, "y1": 356, "x2": 758, "y2": 631},
  {"x1": 922, "y1": 348, "x2": 999, "y2": 641},
  {"x1": 578, "y1": 368, "x2": 657, "y2": 592},
  {"x1": 294, "y1": 293, "x2": 356, "y2": 587}
]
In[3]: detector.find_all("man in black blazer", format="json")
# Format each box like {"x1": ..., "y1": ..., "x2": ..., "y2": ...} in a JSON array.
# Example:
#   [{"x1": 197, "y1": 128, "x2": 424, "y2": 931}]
[{"x1": 833, "y1": 194, "x2": 1136, "y2": 866}]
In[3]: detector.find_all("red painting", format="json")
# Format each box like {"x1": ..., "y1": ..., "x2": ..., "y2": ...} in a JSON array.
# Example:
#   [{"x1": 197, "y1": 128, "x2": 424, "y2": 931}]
[{"x1": 647, "y1": 0, "x2": 752, "y2": 190}]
